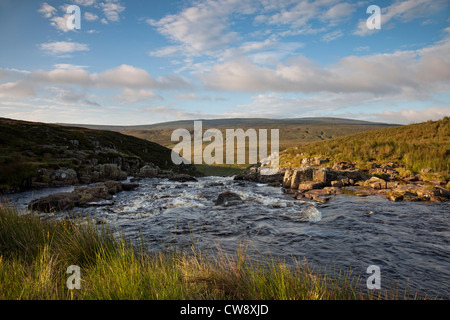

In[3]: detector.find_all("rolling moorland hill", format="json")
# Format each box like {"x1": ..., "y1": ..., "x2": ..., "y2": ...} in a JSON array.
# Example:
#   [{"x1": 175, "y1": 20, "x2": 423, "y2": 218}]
[
  {"x1": 63, "y1": 117, "x2": 397, "y2": 151},
  {"x1": 0, "y1": 117, "x2": 194, "y2": 192},
  {"x1": 280, "y1": 117, "x2": 450, "y2": 176}
]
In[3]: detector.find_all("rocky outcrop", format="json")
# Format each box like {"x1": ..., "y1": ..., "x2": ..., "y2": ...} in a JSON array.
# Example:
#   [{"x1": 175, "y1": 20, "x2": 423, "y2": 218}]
[
  {"x1": 282, "y1": 166, "x2": 365, "y2": 189},
  {"x1": 28, "y1": 181, "x2": 139, "y2": 212},
  {"x1": 234, "y1": 166, "x2": 285, "y2": 186},
  {"x1": 279, "y1": 161, "x2": 449, "y2": 203}
]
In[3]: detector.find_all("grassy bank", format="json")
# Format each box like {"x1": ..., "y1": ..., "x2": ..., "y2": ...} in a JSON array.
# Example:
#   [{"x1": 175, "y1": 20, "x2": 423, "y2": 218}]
[
  {"x1": 281, "y1": 118, "x2": 450, "y2": 175},
  {"x1": 0, "y1": 203, "x2": 413, "y2": 300}
]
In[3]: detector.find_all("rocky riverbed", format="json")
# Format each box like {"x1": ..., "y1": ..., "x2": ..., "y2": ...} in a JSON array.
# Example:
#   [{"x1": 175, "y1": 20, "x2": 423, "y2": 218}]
[
  {"x1": 235, "y1": 159, "x2": 450, "y2": 203},
  {"x1": 5, "y1": 175, "x2": 449, "y2": 299}
]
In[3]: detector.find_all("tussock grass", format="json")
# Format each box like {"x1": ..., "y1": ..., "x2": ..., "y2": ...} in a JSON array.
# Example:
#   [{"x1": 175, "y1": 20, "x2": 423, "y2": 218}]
[
  {"x1": 281, "y1": 118, "x2": 450, "y2": 175},
  {"x1": 0, "y1": 203, "x2": 422, "y2": 300}
]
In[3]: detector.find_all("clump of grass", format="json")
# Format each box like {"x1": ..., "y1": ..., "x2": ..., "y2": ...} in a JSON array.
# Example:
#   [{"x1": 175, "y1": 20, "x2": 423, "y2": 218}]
[{"x1": 0, "y1": 202, "x2": 427, "y2": 300}]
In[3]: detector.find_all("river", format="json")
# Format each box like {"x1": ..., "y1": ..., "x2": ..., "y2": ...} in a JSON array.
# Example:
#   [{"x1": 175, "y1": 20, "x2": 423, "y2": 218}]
[{"x1": 6, "y1": 176, "x2": 450, "y2": 299}]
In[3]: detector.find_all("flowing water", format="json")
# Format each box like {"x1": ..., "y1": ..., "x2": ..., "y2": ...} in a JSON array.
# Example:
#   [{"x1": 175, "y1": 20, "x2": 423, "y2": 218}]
[{"x1": 6, "y1": 176, "x2": 450, "y2": 299}]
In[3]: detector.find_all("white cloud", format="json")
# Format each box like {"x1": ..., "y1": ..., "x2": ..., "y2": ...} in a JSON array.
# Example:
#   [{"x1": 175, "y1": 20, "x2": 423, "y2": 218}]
[
  {"x1": 148, "y1": 45, "x2": 184, "y2": 58},
  {"x1": 323, "y1": 2, "x2": 355, "y2": 23},
  {"x1": 154, "y1": 74, "x2": 193, "y2": 90},
  {"x1": 49, "y1": 14, "x2": 74, "y2": 32},
  {"x1": 355, "y1": 0, "x2": 448, "y2": 36},
  {"x1": 45, "y1": 86, "x2": 101, "y2": 106},
  {"x1": 198, "y1": 36, "x2": 450, "y2": 97},
  {"x1": 30, "y1": 68, "x2": 92, "y2": 87},
  {"x1": 321, "y1": 30, "x2": 344, "y2": 42},
  {"x1": 84, "y1": 12, "x2": 99, "y2": 21},
  {"x1": 4, "y1": 68, "x2": 31, "y2": 75},
  {"x1": 39, "y1": 41, "x2": 89, "y2": 56},
  {"x1": 0, "y1": 64, "x2": 193, "y2": 101},
  {"x1": 147, "y1": 0, "x2": 356, "y2": 58},
  {"x1": 139, "y1": 105, "x2": 219, "y2": 121},
  {"x1": 116, "y1": 88, "x2": 161, "y2": 104},
  {"x1": 100, "y1": 0, "x2": 126, "y2": 22},
  {"x1": 147, "y1": 0, "x2": 256, "y2": 56},
  {"x1": 256, "y1": 0, "x2": 347, "y2": 27},
  {"x1": 0, "y1": 81, "x2": 35, "y2": 99},
  {"x1": 74, "y1": 0, "x2": 97, "y2": 5},
  {"x1": 354, "y1": 46, "x2": 370, "y2": 52},
  {"x1": 92, "y1": 64, "x2": 156, "y2": 88},
  {"x1": 38, "y1": 2, "x2": 57, "y2": 18},
  {"x1": 347, "y1": 106, "x2": 450, "y2": 124},
  {"x1": 175, "y1": 93, "x2": 211, "y2": 100},
  {"x1": 53, "y1": 64, "x2": 89, "y2": 70}
]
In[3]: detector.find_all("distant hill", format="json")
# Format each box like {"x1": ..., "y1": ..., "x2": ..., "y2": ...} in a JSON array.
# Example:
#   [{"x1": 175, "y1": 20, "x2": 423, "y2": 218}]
[
  {"x1": 281, "y1": 117, "x2": 450, "y2": 174},
  {"x1": 0, "y1": 118, "x2": 185, "y2": 192},
  {"x1": 59, "y1": 117, "x2": 398, "y2": 151}
]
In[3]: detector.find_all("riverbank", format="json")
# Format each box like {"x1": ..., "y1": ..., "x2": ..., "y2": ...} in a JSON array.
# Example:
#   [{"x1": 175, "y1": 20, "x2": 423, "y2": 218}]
[
  {"x1": 0, "y1": 202, "x2": 409, "y2": 300},
  {"x1": 235, "y1": 161, "x2": 450, "y2": 203}
]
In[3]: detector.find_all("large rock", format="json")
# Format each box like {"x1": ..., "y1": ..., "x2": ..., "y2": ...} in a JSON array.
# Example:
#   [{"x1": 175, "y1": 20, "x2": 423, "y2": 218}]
[
  {"x1": 291, "y1": 168, "x2": 314, "y2": 189},
  {"x1": 97, "y1": 164, "x2": 127, "y2": 181},
  {"x1": 302, "y1": 189, "x2": 331, "y2": 203},
  {"x1": 122, "y1": 182, "x2": 139, "y2": 191},
  {"x1": 298, "y1": 181, "x2": 325, "y2": 192},
  {"x1": 388, "y1": 184, "x2": 450, "y2": 202},
  {"x1": 139, "y1": 165, "x2": 159, "y2": 178},
  {"x1": 53, "y1": 168, "x2": 79, "y2": 185},
  {"x1": 365, "y1": 176, "x2": 388, "y2": 190},
  {"x1": 73, "y1": 184, "x2": 112, "y2": 204},
  {"x1": 28, "y1": 180, "x2": 140, "y2": 212},
  {"x1": 28, "y1": 192, "x2": 81, "y2": 212},
  {"x1": 282, "y1": 169, "x2": 294, "y2": 188},
  {"x1": 342, "y1": 170, "x2": 365, "y2": 181},
  {"x1": 215, "y1": 191, "x2": 242, "y2": 206},
  {"x1": 312, "y1": 167, "x2": 328, "y2": 183}
]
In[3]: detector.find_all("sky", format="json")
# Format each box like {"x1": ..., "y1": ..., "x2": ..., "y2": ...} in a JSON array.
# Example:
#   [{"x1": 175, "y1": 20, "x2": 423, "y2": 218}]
[{"x1": 0, "y1": 0, "x2": 449, "y2": 125}]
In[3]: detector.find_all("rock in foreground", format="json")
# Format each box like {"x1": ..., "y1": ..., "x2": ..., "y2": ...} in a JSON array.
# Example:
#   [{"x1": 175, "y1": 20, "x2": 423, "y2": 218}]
[{"x1": 28, "y1": 181, "x2": 139, "y2": 212}]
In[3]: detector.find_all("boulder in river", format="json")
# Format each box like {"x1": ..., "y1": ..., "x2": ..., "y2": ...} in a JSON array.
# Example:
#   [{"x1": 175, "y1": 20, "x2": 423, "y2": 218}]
[
  {"x1": 215, "y1": 191, "x2": 243, "y2": 206},
  {"x1": 28, "y1": 192, "x2": 82, "y2": 212},
  {"x1": 28, "y1": 180, "x2": 140, "y2": 212}
]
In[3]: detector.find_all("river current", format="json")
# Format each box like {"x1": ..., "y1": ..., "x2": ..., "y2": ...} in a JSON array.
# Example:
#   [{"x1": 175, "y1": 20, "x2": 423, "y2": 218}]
[{"x1": 6, "y1": 176, "x2": 450, "y2": 299}]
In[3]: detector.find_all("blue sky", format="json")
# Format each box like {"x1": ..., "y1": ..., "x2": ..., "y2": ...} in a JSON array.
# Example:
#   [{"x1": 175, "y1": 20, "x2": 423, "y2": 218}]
[{"x1": 0, "y1": 0, "x2": 449, "y2": 125}]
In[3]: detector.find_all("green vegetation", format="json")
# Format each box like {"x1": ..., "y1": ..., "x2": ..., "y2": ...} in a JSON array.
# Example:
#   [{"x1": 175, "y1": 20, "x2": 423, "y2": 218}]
[
  {"x1": 0, "y1": 203, "x2": 410, "y2": 300},
  {"x1": 281, "y1": 118, "x2": 450, "y2": 176},
  {"x1": 0, "y1": 117, "x2": 177, "y2": 190}
]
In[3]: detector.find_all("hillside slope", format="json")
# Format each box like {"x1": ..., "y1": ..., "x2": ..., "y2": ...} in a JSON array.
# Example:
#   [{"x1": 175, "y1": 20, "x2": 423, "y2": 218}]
[
  {"x1": 0, "y1": 118, "x2": 193, "y2": 192},
  {"x1": 280, "y1": 117, "x2": 450, "y2": 174},
  {"x1": 118, "y1": 117, "x2": 397, "y2": 151}
]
